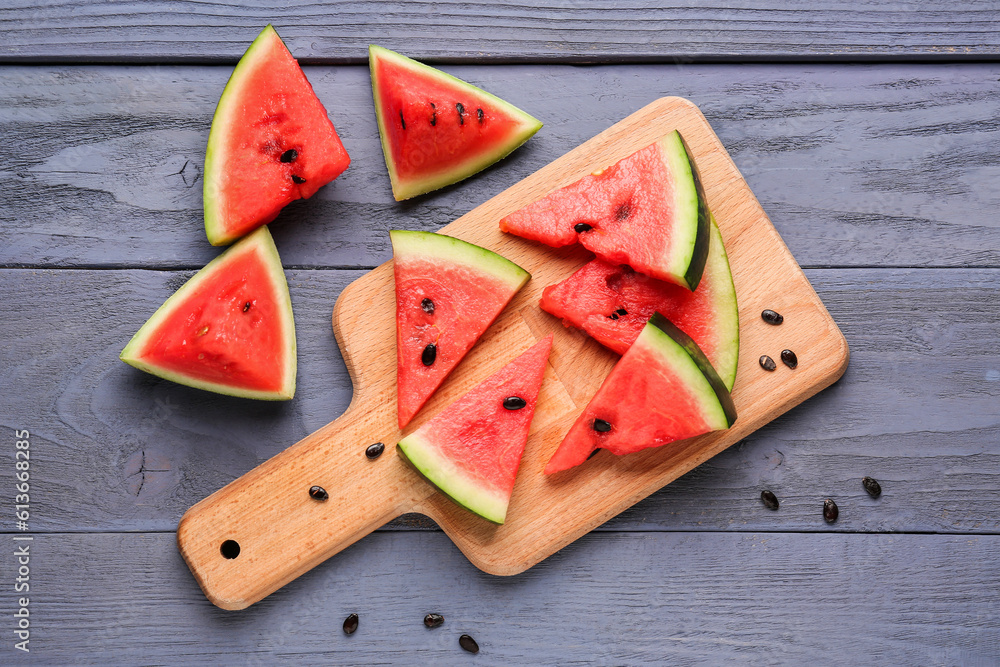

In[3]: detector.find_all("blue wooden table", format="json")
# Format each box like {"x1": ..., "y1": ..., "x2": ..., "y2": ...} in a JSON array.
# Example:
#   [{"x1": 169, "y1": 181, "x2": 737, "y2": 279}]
[{"x1": 2, "y1": 2, "x2": 999, "y2": 664}]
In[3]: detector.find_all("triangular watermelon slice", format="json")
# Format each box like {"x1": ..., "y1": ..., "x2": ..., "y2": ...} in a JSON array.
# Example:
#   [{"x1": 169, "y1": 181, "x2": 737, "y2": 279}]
[
  {"x1": 204, "y1": 25, "x2": 351, "y2": 246},
  {"x1": 370, "y1": 45, "x2": 543, "y2": 201},
  {"x1": 544, "y1": 313, "x2": 736, "y2": 474},
  {"x1": 120, "y1": 226, "x2": 296, "y2": 400},
  {"x1": 398, "y1": 335, "x2": 553, "y2": 524},
  {"x1": 392, "y1": 230, "x2": 530, "y2": 428},
  {"x1": 540, "y1": 217, "x2": 740, "y2": 390},
  {"x1": 500, "y1": 131, "x2": 711, "y2": 290}
]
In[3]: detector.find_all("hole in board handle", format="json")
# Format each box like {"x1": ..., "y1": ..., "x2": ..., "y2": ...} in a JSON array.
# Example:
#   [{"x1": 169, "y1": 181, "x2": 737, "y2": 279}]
[{"x1": 220, "y1": 539, "x2": 241, "y2": 559}]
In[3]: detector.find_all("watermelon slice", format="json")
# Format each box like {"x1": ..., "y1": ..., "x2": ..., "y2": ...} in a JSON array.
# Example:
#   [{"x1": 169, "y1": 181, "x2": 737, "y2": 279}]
[
  {"x1": 544, "y1": 313, "x2": 736, "y2": 474},
  {"x1": 398, "y1": 335, "x2": 553, "y2": 524},
  {"x1": 204, "y1": 25, "x2": 351, "y2": 246},
  {"x1": 370, "y1": 45, "x2": 543, "y2": 201},
  {"x1": 120, "y1": 226, "x2": 296, "y2": 400},
  {"x1": 392, "y1": 230, "x2": 530, "y2": 428},
  {"x1": 540, "y1": 217, "x2": 739, "y2": 390},
  {"x1": 500, "y1": 131, "x2": 710, "y2": 290}
]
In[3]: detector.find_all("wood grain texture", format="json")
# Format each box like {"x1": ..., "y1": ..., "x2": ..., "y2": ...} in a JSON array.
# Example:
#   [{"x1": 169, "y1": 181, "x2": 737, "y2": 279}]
[
  {"x1": 2, "y1": 268, "x2": 997, "y2": 536},
  {"x1": 13, "y1": 531, "x2": 1000, "y2": 663},
  {"x1": 175, "y1": 98, "x2": 849, "y2": 609},
  {"x1": 2, "y1": 2, "x2": 1000, "y2": 63},
  {"x1": 3, "y1": 63, "x2": 1000, "y2": 269}
]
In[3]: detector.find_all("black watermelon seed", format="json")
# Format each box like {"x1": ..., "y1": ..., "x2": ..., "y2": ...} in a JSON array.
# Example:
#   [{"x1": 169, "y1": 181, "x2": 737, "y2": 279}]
[
  {"x1": 399, "y1": 109, "x2": 406, "y2": 130},
  {"x1": 459, "y1": 634, "x2": 479, "y2": 653},
  {"x1": 823, "y1": 498, "x2": 839, "y2": 523},
  {"x1": 422, "y1": 343, "x2": 437, "y2": 366},
  {"x1": 424, "y1": 613, "x2": 444, "y2": 628},
  {"x1": 477, "y1": 107, "x2": 484, "y2": 123},
  {"x1": 587, "y1": 448, "x2": 601, "y2": 460},
  {"x1": 291, "y1": 175, "x2": 306, "y2": 184},
  {"x1": 456, "y1": 102, "x2": 465, "y2": 125},
  {"x1": 780, "y1": 349, "x2": 798, "y2": 369},
  {"x1": 429, "y1": 102, "x2": 437, "y2": 126},
  {"x1": 574, "y1": 222, "x2": 593, "y2": 233},
  {"x1": 761, "y1": 309, "x2": 784, "y2": 325},
  {"x1": 309, "y1": 485, "x2": 329, "y2": 501},
  {"x1": 592, "y1": 419, "x2": 612, "y2": 433},
  {"x1": 279, "y1": 148, "x2": 298, "y2": 163},
  {"x1": 243, "y1": 301, "x2": 252, "y2": 312},
  {"x1": 343, "y1": 613, "x2": 359, "y2": 635},
  {"x1": 608, "y1": 312, "x2": 619, "y2": 320},
  {"x1": 503, "y1": 396, "x2": 527, "y2": 410},
  {"x1": 761, "y1": 489, "x2": 779, "y2": 510},
  {"x1": 615, "y1": 202, "x2": 632, "y2": 220},
  {"x1": 616, "y1": 308, "x2": 628, "y2": 316},
  {"x1": 365, "y1": 442, "x2": 385, "y2": 460},
  {"x1": 421, "y1": 297, "x2": 435, "y2": 314},
  {"x1": 759, "y1": 355, "x2": 777, "y2": 372},
  {"x1": 862, "y1": 476, "x2": 882, "y2": 499}
]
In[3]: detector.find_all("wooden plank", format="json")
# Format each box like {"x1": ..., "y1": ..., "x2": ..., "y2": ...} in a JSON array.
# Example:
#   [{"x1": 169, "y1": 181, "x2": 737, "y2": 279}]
[
  {"x1": 12, "y1": 531, "x2": 1000, "y2": 662},
  {"x1": 3, "y1": 63, "x2": 1000, "y2": 269},
  {"x1": 2, "y1": 2, "x2": 1000, "y2": 63},
  {"x1": 176, "y1": 96, "x2": 850, "y2": 608},
  {"x1": 2, "y1": 267, "x2": 997, "y2": 536}
]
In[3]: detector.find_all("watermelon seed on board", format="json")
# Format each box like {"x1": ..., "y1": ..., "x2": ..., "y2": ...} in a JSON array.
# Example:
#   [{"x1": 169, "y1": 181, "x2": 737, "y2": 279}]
[
  {"x1": 781, "y1": 349, "x2": 798, "y2": 369},
  {"x1": 759, "y1": 355, "x2": 777, "y2": 371},
  {"x1": 365, "y1": 442, "x2": 385, "y2": 460},
  {"x1": 761, "y1": 309, "x2": 784, "y2": 325},
  {"x1": 308, "y1": 486, "x2": 329, "y2": 501}
]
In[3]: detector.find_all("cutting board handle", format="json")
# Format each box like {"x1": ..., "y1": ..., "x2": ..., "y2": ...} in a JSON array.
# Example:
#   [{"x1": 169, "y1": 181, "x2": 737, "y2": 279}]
[{"x1": 177, "y1": 403, "x2": 422, "y2": 610}]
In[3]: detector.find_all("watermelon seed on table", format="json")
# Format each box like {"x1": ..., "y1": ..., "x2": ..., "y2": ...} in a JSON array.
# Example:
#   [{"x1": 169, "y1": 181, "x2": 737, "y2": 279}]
[
  {"x1": 459, "y1": 634, "x2": 480, "y2": 653},
  {"x1": 343, "y1": 613, "x2": 359, "y2": 635},
  {"x1": 365, "y1": 442, "x2": 385, "y2": 460},
  {"x1": 863, "y1": 476, "x2": 882, "y2": 499},
  {"x1": 823, "y1": 499, "x2": 839, "y2": 523},
  {"x1": 761, "y1": 489, "x2": 780, "y2": 510},
  {"x1": 781, "y1": 349, "x2": 798, "y2": 369},
  {"x1": 423, "y1": 613, "x2": 444, "y2": 629}
]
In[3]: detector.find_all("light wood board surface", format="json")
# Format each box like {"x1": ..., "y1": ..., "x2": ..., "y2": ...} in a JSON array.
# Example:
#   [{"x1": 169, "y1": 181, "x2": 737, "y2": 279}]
[{"x1": 177, "y1": 96, "x2": 849, "y2": 610}]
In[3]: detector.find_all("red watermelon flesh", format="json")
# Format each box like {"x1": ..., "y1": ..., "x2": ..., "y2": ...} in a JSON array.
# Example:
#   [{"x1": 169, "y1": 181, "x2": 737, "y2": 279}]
[
  {"x1": 397, "y1": 335, "x2": 552, "y2": 524},
  {"x1": 540, "y1": 218, "x2": 739, "y2": 390},
  {"x1": 544, "y1": 313, "x2": 736, "y2": 474},
  {"x1": 500, "y1": 131, "x2": 710, "y2": 290},
  {"x1": 204, "y1": 25, "x2": 350, "y2": 246},
  {"x1": 370, "y1": 45, "x2": 542, "y2": 201},
  {"x1": 120, "y1": 226, "x2": 296, "y2": 400},
  {"x1": 392, "y1": 230, "x2": 530, "y2": 428}
]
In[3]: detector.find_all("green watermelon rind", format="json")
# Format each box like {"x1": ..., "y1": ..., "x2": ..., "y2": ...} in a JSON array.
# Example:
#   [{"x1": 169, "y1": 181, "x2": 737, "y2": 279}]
[
  {"x1": 369, "y1": 44, "x2": 544, "y2": 201},
  {"x1": 705, "y1": 216, "x2": 740, "y2": 391},
  {"x1": 203, "y1": 24, "x2": 280, "y2": 247},
  {"x1": 658, "y1": 131, "x2": 711, "y2": 291},
  {"x1": 644, "y1": 312, "x2": 737, "y2": 427},
  {"x1": 397, "y1": 432, "x2": 508, "y2": 524},
  {"x1": 389, "y1": 230, "x2": 531, "y2": 291},
  {"x1": 119, "y1": 226, "x2": 297, "y2": 401}
]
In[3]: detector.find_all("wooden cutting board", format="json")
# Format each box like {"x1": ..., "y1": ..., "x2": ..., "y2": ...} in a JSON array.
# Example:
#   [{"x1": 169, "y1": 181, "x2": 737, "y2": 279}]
[{"x1": 177, "y1": 96, "x2": 849, "y2": 610}]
